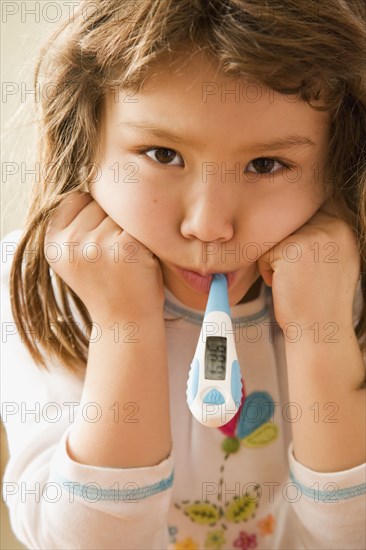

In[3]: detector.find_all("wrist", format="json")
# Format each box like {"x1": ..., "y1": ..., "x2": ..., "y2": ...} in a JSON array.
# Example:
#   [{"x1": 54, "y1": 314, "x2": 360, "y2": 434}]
[
  {"x1": 281, "y1": 318, "x2": 355, "y2": 348},
  {"x1": 90, "y1": 304, "x2": 165, "y2": 327},
  {"x1": 89, "y1": 311, "x2": 166, "y2": 341},
  {"x1": 284, "y1": 325, "x2": 365, "y2": 390}
]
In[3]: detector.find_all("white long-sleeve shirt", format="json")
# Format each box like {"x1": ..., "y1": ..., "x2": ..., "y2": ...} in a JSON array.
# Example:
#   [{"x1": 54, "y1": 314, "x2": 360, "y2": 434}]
[{"x1": 1, "y1": 229, "x2": 365, "y2": 550}]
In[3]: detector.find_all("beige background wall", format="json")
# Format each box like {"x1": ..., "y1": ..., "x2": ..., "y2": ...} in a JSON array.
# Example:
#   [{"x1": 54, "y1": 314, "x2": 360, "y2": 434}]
[
  {"x1": 2, "y1": 1, "x2": 74, "y2": 238},
  {"x1": 1, "y1": 2, "x2": 71, "y2": 547}
]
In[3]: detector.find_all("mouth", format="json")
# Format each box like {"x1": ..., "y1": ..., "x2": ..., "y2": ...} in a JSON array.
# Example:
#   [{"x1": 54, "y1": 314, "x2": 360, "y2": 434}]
[{"x1": 174, "y1": 265, "x2": 237, "y2": 294}]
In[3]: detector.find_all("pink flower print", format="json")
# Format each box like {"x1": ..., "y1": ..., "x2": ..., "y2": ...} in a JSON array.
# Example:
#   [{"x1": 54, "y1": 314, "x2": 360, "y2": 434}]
[{"x1": 233, "y1": 530, "x2": 257, "y2": 550}]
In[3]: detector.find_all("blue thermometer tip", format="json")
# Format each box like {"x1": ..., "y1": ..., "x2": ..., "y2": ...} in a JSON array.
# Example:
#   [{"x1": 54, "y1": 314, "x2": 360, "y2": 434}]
[{"x1": 204, "y1": 274, "x2": 231, "y2": 316}]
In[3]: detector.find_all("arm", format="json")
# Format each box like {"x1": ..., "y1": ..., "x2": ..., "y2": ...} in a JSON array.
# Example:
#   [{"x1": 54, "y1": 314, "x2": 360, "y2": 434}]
[
  {"x1": 285, "y1": 322, "x2": 365, "y2": 473},
  {"x1": 41, "y1": 190, "x2": 173, "y2": 469},
  {"x1": 1, "y1": 230, "x2": 175, "y2": 550},
  {"x1": 257, "y1": 199, "x2": 365, "y2": 471},
  {"x1": 258, "y1": 202, "x2": 366, "y2": 548},
  {"x1": 67, "y1": 314, "x2": 173, "y2": 469}
]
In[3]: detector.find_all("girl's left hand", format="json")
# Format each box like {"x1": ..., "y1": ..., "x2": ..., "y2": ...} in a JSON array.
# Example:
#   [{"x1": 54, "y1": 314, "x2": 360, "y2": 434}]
[{"x1": 257, "y1": 199, "x2": 361, "y2": 331}]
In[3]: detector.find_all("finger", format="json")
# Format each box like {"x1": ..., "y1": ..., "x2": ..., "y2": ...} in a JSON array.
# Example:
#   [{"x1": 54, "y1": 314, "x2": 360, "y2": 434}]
[
  {"x1": 46, "y1": 191, "x2": 93, "y2": 235},
  {"x1": 70, "y1": 200, "x2": 108, "y2": 232},
  {"x1": 93, "y1": 214, "x2": 123, "y2": 237},
  {"x1": 258, "y1": 266, "x2": 274, "y2": 287},
  {"x1": 257, "y1": 248, "x2": 275, "y2": 287}
]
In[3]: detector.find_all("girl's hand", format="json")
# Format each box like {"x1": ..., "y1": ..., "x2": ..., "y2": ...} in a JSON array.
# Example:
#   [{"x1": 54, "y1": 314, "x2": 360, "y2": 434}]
[
  {"x1": 257, "y1": 199, "x2": 361, "y2": 331},
  {"x1": 44, "y1": 191, "x2": 165, "y2": 323}
]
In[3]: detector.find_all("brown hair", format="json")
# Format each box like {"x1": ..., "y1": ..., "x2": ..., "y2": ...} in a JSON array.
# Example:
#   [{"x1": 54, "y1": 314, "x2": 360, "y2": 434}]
[{"x1": 9, "y1": 0, "x2": 366, "y2": 384}]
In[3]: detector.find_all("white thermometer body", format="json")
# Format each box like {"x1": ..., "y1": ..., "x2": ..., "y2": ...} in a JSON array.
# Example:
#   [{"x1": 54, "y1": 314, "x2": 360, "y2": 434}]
[{"x1": 186, "y1": 274, "x2": 243, "y2": 428}]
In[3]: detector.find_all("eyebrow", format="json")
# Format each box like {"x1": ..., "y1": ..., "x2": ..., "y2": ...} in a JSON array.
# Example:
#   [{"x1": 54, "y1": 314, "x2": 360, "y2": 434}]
[{"x1": 117, "y1": 118, "x2": 317, "y2": 152}]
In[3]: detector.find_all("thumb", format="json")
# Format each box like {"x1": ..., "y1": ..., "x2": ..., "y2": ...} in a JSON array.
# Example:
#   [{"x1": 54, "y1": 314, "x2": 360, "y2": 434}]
[{"x1": 257, "y1": 247, "x2": 275, "y2": 287}]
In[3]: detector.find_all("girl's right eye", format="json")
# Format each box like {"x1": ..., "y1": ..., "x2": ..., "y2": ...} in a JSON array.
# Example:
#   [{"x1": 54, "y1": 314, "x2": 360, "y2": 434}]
[{"x1": 138, "y1": 147, "x2": 184, "y2": 166}]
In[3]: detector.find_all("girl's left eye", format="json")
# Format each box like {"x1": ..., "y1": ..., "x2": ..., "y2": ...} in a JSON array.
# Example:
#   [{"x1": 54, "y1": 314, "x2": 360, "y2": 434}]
[
  {"x1": 136, "y1": 146, "x2": 293, "y2": 175},
  {"x1": 143, "y1": 147, "x2": 182, "y2": 166},
  {"x1": 247, "y1": 157, "x2": 292, "y2": 175}
]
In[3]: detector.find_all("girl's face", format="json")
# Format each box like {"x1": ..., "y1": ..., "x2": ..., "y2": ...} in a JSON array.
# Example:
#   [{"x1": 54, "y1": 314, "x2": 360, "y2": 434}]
[{"x1": 91, "y1": 53, "x2": 330, "y2": 311}]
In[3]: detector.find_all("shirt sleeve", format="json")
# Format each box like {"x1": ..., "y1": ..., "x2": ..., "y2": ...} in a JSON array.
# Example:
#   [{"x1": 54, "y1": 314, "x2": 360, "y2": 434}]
[
  {"x1": 1, "y1": 229, "x2": 175, "y2": 550},
  {"x1": 287, "y1": 442, "x2": 366, "y2": 549}
]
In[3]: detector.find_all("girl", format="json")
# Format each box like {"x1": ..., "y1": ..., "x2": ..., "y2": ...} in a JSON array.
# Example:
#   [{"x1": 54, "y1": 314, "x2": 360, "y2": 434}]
[{"x1": 1, "y1": 1, "x2": 365, "y2": 548}]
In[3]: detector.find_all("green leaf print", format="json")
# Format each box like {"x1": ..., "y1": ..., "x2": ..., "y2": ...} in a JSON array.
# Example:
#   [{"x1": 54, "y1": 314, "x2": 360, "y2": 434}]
[{"x1": 184, "y1": 502, "x2": 221, "y2": 526}]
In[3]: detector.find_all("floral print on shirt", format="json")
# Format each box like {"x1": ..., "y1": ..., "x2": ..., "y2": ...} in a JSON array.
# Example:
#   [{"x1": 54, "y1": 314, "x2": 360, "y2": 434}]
[{"x1": 170, "y1": 384, "x2": 278, "y2": 549}]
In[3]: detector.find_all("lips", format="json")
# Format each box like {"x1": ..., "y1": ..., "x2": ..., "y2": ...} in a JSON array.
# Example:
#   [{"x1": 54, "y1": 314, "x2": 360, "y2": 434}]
[{"x1": 175, "y1": 266, "x2": 236, "y2": 293}]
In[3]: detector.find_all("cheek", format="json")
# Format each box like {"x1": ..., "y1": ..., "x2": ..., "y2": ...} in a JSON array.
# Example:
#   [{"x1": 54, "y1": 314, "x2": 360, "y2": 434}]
[
  {"x1": 90, "y1": 160, "x2": 142, "y2": 216},
  {"x1": 244, "y1": 185, "x2": 324, "y2": 245},
  {"x1": 90, "y1": 169, "x2": 174, "y2": 242}
]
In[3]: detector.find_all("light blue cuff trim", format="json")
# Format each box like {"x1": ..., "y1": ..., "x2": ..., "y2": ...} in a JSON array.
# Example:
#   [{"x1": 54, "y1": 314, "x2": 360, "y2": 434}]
[
  {"x1": 51, "y1": 469, "x2": 174, "y2": 501},
  {"x1": 289, "y1": 469, "x2": 366, "y2": 501}
]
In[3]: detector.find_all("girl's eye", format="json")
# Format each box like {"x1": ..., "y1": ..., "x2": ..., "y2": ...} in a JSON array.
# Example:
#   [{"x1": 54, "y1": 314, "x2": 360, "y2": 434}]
[
  {"x1": 245, "y1": 157, "x2": 290, "y2": 175},
  {"x1": 136, "y1": 147, "x2": 293, "y2": 175},
  {"x1": 143, "y1": 147, "x2": 183, "y2": 166}
]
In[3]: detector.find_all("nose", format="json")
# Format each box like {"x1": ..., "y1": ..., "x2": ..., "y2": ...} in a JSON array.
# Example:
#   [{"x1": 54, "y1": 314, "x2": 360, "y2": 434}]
[{"x1": 180, "y1": 180, "x2": 235, "y2": 243}]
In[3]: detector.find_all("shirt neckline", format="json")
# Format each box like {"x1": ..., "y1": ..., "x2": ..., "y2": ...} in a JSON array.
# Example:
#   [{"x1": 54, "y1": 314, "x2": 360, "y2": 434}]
[{"x1": 163, "y1": 280, "x2": 271, "y2": 326}]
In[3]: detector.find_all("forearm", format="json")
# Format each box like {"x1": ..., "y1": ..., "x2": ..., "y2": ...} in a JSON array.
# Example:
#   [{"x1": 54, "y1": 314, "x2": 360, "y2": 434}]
[
  {"x1": 67, "y1": 314, "x2": 172, "y2": 469},
  {"x1": 284, "y1": 322, "x2": 366, "y2": 472}
]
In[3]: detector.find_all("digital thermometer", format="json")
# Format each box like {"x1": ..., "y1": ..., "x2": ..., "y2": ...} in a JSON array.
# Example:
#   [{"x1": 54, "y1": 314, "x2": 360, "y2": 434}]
[{"x1": 186, "y1": 273, "x2": 243, "y2": 428}]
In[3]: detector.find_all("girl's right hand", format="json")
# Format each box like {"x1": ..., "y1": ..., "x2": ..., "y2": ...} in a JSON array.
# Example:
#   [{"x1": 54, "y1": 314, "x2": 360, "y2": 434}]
[{"x1": 44, "y1": 191, "x2": 165, "y2": 324}]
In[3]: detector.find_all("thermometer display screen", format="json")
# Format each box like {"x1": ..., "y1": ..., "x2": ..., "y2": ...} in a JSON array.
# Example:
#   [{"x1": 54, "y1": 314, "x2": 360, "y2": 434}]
[{"x1": 204, "y1": 336, "x2": 227, "y2": 380}]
